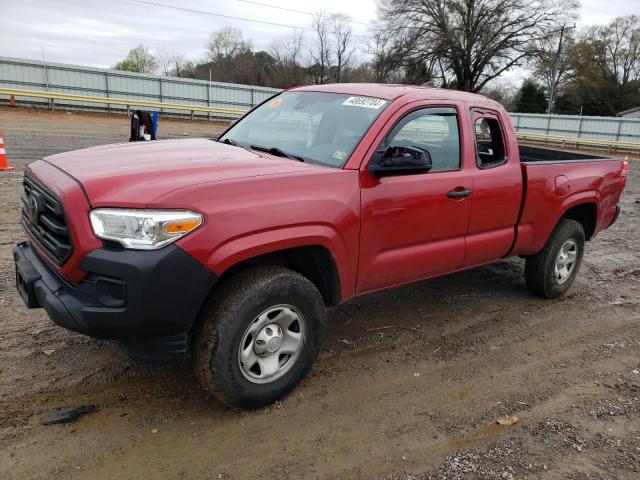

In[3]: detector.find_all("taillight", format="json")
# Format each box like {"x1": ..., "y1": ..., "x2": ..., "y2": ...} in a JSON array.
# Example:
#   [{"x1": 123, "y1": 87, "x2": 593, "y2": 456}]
[{"x1": 621, "y1": 155, "x2": 629, "y2": 177}]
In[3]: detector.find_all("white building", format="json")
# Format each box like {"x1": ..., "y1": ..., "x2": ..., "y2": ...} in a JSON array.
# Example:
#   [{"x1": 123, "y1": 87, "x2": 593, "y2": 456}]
[{"x1": 617, "y1": 107, "x2": 640, "y2": 118}]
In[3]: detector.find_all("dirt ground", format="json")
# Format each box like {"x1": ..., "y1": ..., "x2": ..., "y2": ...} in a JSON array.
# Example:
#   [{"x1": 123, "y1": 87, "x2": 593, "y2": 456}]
[{"x1": 0, "y1": 106, "x2": 639, "y2": 480}]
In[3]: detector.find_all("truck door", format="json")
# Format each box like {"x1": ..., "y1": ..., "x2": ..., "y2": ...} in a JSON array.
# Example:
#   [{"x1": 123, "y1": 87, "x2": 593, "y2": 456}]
[
  {"x1": 357, "y1": 105, "x2": 473, "y2": 293},
  {"x1": 463, "y1": 109, "x2": 522, "y2": 267}
]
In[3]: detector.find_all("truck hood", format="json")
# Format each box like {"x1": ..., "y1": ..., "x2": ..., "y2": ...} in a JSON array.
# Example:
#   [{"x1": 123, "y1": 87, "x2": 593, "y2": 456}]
[{"x1": 43, "y1": 138, "x2": 321, "y2": 207}]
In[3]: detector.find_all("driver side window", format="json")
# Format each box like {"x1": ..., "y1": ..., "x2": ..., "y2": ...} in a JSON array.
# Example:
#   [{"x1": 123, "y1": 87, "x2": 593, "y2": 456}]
[{"x1": 387, "y1": 111, "x2": 461, "y2": 172}]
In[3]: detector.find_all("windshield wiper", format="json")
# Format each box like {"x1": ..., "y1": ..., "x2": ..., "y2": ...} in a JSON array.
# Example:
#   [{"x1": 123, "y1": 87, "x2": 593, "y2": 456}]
[
  {"x1": 250, "y1": 145, "x2": 305, "y2": 162},
  {"x1": 218, "y1": 137, "x2": 239, "y2": 146},
  {"x1": 217, "y1": 137, "x2": 254, "y2": 154}
]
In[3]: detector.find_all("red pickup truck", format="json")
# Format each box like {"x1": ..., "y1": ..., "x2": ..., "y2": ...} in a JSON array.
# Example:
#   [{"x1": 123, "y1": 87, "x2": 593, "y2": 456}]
[{"x1": 14, "y1": 84, "x2": 628, "y2": 408}]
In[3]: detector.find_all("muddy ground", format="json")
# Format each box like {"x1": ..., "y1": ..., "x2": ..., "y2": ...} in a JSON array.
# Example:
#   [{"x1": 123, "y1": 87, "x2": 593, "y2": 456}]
[{"x1": 0, "y1": 106, "x2": 639, "y2": 480}]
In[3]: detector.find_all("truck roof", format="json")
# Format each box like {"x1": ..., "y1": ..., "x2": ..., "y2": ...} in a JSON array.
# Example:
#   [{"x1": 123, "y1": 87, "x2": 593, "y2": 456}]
[{"x1": 290, "y1": 83, "x2": 499, "y2": 107}]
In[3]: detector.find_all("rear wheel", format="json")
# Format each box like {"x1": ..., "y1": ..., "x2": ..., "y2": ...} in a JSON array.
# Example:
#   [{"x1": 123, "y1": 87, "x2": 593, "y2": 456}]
[
  {"x1": 525, "y1": 219, "x2": 585, "y2": 299},
  {"x1": 192, "y1": 266, "x2": 326, "y2": 409}
]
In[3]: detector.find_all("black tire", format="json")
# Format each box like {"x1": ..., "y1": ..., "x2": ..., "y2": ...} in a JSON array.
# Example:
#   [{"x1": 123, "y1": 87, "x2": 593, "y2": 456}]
[
  {"x1": 192, "y1": 266, "x2": 326, "y2": 409},
  {"x1": 525, "y1": 218, "x2": 585, "y2": 299}
]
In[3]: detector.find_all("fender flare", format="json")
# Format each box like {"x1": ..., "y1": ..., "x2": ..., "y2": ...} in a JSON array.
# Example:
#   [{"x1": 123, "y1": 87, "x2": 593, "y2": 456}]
[
  {"x1": 558, "y1": 191, "x2": 600, "y2": 220},
  {"x1": 512, "y1": 192, "x2": 600, "y2": 256},
  {"x1": 537, "y1": 192, "x2": 600, "y2": 252},
  {"x1": 205, "y1": 224, "x2": 354, "y2": 300}
]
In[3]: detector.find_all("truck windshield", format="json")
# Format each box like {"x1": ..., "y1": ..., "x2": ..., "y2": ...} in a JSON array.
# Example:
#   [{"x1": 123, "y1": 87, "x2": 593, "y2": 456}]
[{"x1": 219, "y1": 91, "x2": 389, "y2": 168}]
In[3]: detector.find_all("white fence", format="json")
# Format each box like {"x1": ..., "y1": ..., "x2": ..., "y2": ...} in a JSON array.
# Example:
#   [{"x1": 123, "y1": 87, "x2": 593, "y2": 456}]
[
  {"x1": 509, "y1": 112, "x2": 640, "y2": 144},
  {"x1": 0, "y1": 56, "x2": 280, "y2": 119}
]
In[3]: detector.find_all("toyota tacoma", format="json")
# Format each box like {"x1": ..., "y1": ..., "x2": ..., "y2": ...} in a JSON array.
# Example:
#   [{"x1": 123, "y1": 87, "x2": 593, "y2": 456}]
[{"x1": 14, "y1": 84, "x2": 628, "y2": 408}]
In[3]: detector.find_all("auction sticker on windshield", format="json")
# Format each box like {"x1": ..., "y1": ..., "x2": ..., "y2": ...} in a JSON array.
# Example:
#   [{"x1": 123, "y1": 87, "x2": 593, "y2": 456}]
[{"x1": 342, "y1": 96, "x2": 387, "y2": 109}]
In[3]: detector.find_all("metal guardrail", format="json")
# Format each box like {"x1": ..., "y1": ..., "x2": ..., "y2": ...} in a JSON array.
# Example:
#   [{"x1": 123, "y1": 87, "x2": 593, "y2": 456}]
[
  {"x1": 516, "y1": 132, "x2": 640, "y2": 153},
  {"x1": 0, "y1": 87, "x2": 248, "y2": 119}
]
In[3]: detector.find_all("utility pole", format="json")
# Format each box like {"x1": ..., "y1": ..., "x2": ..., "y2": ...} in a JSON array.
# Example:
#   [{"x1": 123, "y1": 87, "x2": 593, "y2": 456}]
[{"x1": 547, "y1": 24, "x2": 575, "y2": 115}]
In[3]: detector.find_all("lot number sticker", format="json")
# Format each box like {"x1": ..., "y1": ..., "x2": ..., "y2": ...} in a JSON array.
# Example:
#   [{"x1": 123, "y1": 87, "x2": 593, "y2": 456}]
[{"x1": 342, "y1": 96, "x2": 387, "y2": 109}]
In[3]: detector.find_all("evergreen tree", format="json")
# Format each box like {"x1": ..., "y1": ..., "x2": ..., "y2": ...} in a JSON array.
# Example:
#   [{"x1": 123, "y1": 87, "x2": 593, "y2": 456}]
[{"x1": 514, "y1": 80, "x2": 547, "y2": 113}]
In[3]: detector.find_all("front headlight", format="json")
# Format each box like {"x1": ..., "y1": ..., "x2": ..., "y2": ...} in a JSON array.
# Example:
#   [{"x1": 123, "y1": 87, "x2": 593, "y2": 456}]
[{"x1": 89, "y1": 209, "x2": 203, "y2": 250}]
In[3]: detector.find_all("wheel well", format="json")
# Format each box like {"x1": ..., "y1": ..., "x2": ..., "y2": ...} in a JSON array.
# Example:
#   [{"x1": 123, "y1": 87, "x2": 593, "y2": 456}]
[
  {"x1": 217, "y1": 246, "x2": 341, "y2": 306},
  {"x1": 562, "y1": 203, "x2": 597, "y2": 240}
]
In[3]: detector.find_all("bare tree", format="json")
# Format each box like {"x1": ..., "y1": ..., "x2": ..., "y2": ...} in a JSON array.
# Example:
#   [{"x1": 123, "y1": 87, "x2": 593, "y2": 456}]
[
  {"x1": 378, "y1": 0, "x2": 577, "y2": 92},
  {"x1": 329, "y1": 13, "x2": 356, "y2": 82},
  {"x1": 271, "y1": 30, "x2": 304, "y2": 65},
  {"x1": 309, "y1": 11, "x2": 332, "y2": 84},
  {"x1": 367, "y1": 27, "x2": 408, "y2": 82},
  {"x1": 481, "y1": 82, "x2": 519, "y2": 109},
  {"x1": 172, "y1": 56, "x2": 194, "y2": 78},
  {"x1": 288, "y1": 30, "x2": 305, "y2": 66},
  {"x1": 270, "y1": 30, "x2": 308, "y2": 87},
  {"x1": 589, "y1": 16, "x2": 640, "y2": 87},
  {"x1": 157, "y1": 49, "x2": 193, "y2": 77},
  {"x1": 157, "y1": 48, "x2": 173, "y2": 76}
]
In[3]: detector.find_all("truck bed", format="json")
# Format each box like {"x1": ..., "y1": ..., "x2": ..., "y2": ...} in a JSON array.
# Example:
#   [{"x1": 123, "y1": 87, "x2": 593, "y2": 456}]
[
  {"x1": 518, "y1": 145, "x2": 613, "y2": 164},
  {"x1": 512, "y1": 148, "x2": 625, "y2": 257}
]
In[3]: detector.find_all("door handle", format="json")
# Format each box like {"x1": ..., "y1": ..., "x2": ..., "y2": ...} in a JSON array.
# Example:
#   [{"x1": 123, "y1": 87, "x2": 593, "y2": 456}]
[{"x1": 447, "y1": 188, "x2": 472, "y2": 199}]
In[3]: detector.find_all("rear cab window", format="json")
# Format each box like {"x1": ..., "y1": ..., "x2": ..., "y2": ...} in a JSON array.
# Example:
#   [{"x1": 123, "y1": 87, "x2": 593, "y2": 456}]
[{"x1": 472, "y1": 111, "x2": 507, "y2": 169}]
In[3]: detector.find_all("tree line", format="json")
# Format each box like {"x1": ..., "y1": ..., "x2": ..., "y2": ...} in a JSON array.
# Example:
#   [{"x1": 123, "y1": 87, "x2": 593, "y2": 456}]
[{"x1": 113, "y1": 2, "x2": 640, "y2": 116}]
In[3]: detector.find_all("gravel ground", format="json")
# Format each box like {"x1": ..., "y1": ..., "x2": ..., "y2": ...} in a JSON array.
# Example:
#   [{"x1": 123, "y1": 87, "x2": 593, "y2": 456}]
[{"x1": 0, "y1": 106, "x2": 639, "y2": 480}]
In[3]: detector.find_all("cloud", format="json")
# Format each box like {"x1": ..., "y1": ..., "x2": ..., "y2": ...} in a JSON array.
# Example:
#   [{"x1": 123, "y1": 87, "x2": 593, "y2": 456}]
[{"x1": 0, "y1": 0, "x2": 636, "y2": 69}]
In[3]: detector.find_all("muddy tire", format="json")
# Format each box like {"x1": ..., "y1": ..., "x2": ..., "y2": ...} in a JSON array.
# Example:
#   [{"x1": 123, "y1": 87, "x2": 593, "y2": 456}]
[
  {"x1": 525, "y1": 219, "x2": 585, "y2": 299},
  {"x1": 192, "y1": 266, "x2": 326, "y2": 409}
]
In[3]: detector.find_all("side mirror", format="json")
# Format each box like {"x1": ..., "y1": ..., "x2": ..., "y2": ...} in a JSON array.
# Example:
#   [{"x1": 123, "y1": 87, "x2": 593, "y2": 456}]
[{"x1": 368, "y1": 146, "x2": 433, "y2": 177}]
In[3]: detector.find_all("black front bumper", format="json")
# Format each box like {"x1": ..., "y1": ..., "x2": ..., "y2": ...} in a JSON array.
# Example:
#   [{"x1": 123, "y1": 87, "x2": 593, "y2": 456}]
[{"x1": 14, "y1": 242, "x2": 217, "y2": 364}]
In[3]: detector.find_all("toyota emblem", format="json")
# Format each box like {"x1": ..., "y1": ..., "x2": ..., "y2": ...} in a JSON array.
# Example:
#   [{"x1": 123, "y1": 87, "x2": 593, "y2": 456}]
[{"x1": 27, "y1": 193, "x2": 41, "y2": 224}]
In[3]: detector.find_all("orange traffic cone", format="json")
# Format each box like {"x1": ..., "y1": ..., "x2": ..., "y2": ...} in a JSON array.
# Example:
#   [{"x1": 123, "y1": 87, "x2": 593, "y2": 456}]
[
  {"x1": 9, "y1": 95, "x2": 16, "y2": 107},
  {"x1": 0, "y1": 132, "x2": 15, "y2": 171}
]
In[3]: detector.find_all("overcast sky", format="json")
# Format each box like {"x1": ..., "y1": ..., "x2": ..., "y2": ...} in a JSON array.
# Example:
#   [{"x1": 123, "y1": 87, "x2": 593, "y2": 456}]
[{"x1": 0, "y1": 0, "x2": 638, "y2": 82}]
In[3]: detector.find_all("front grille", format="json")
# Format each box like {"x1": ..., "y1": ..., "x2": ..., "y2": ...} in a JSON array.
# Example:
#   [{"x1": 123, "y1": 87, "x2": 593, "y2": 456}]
[{"x1": 21, "y1": 175, "x2": 73, "y2": 265}]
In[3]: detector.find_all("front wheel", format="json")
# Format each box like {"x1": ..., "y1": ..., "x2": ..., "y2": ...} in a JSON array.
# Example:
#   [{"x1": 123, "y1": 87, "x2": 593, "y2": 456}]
[
  {"x1": 192, "y1": 266, "x2": 326, "y2": 409},
  {"x1": 525, "y1": 219, "x2": 585, "y2": 299}
]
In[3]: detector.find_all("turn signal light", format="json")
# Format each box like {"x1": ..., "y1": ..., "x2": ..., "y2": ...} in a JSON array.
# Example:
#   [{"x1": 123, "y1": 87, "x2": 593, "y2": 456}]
[{"x1": 165, "y1": 219, "x2": 202, "y2": 234}]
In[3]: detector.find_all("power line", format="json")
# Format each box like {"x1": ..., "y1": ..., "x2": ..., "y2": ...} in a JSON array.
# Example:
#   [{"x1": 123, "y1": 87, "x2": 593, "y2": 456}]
[
  {"x1": 126, "y1": 0, "x2": 370, "y2": 37},
  {"x1": 129, "y1": 0, "x2": 315, "y2": 31},
  {"x1": 234, "y1": 0, "x2": 372, "y2": 26}
]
